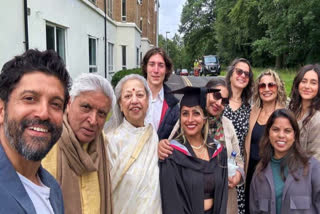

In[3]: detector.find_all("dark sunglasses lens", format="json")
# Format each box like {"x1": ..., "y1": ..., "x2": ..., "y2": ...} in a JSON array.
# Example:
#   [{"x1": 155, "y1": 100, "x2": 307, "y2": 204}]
[
  {"x1": 268, "y1": 83, "x2": 277, "y2": 89},
  {"x1": 213, "y1": 92, "x2": 222, "y2": 100},
  {"x1": 235, "y1": 68, "x2": 243, "y2": 76},
  {"x1": 259, "y1": 83, "x2": 266, "y2": 89},
  {"x1": 259, "y1": 83, "x2": 277, "y2": 90}
]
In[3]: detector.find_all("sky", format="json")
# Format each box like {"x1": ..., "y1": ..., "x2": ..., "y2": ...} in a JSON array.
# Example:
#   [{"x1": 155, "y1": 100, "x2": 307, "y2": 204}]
[{"x1": 159, "y1": 0, "x2": 187, "y2": 39}]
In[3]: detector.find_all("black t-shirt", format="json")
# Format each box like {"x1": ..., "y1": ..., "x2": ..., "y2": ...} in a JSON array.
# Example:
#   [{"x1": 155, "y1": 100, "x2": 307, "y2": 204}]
[{"x1": 250, "y1": 122, "x2": 265, "y2": 161}]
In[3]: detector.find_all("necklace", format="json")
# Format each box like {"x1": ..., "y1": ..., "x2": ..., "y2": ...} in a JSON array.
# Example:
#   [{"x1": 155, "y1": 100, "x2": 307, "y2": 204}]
[
  {"x1": 190, "y1": 140, "x2": 205, "y2": 150},
  {"x1": 195, "y1": 146, "x2": 207, "y2": 159},
  {"x1": 230, "y1": 98, "x2": 242, "y2": 104}
]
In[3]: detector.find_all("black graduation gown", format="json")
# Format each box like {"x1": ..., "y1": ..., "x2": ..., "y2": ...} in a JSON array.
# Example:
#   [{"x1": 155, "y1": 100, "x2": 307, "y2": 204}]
[{"x1": 159, "y1": 139, "x2": 228, "y2": 214}]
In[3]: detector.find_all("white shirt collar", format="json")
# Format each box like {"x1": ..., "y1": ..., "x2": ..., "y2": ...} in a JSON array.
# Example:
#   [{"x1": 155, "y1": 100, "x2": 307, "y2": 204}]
[{"x1": 157, "y1": 86, "x2": 164, "y2": 102}]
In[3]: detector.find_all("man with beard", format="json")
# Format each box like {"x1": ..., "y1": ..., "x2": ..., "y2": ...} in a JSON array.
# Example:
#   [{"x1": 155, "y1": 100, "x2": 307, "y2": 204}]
[
  {"x1": 0, "y1": 49, "x2": 71, "y2": 213},
  {"x1": 42, "y1": 73, "x2": 116, "y2": 214}
]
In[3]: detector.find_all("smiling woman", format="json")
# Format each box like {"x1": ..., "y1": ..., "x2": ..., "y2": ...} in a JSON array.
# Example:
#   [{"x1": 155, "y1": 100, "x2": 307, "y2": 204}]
[
  {"x1": 160, "y1": 86, "x2": 228, "y2": 214},
  {"x1": 244, "y1": 69, "x2": 286, "y2": 211},
  {"x1": 250, "y1": 109, "x2": 320, "y2": 214},
  {"x1": 289, "y1": 64, "x2": 320, "y2": 161},
  {"x1": 106, "y1": 74, "x2": 162, "y2": 214}
]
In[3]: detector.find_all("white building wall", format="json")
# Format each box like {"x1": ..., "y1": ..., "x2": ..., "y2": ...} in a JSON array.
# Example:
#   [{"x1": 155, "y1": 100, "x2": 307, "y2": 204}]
[
  {"x1": 27, "y1": 0, "x2": 107, "y2": 79},
  {"x1": 141, "y1": 37, "x2": 153, "y2": 59},
  {"x1": 115, "y1": 23, "x2": 141, "y2": 72},
  {"x1": 106, "y1": 18, "x2": 117, "y2": 80},
  {"x1": 0, "y1": 0, "x2": 156, "y2": 80},
  {"x1": 0, "y1": 2, "x2": 25, "y2": 67}
]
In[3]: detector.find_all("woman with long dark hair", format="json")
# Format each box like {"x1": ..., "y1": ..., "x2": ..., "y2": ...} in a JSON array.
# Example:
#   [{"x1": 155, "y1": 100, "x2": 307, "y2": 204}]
[
  {"x1": 250, "y1": 108, "x2": 320, "y2": 213},
  {"x1": 224, "y1": 58, "x2": 254, "y2": 213},
  {"x1": 288, "y1": 64, "x2": 320, "y2": 160}
]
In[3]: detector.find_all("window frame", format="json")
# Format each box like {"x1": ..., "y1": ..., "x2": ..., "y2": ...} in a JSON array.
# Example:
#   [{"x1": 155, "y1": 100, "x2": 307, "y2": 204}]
[
  {"x1": 122, "y1": 45, "x2": 127, "y2": 70},
  {"x1": 89, "y1": 36, "x2": 98, "y2": 73},
  {"x1": 46, "y1": 23, "x2": 66, "y2": 63},
  {"x1": 121, "y1": 0, "x2": 126, "y2": 21},
  {"x1": 108, "y1": 42, "x2": 114, "y2": 73}
]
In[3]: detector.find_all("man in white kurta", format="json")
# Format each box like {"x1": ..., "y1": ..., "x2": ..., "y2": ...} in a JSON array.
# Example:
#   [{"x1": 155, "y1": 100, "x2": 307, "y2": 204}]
[{"x1": 106, "y1": 118, "x2": 162, "y2": 214}]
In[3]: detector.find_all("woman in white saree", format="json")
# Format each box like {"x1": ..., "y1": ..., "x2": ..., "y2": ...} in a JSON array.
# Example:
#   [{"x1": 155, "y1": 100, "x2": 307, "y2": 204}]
[{"x1": 106, "y1": 74, "x2": 162, "y2": 214}]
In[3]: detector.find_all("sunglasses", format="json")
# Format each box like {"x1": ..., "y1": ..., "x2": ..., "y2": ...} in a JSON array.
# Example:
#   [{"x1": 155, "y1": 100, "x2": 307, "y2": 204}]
[
  {"x1": 212, "y1": 92, "x2": 229, "y2": 106},
  {"x1": 234, "y1": 68, "x2": 250, "y2": 78},
  {"x1": 258, "y1": 82, "x2": 277, "y2": 90}
]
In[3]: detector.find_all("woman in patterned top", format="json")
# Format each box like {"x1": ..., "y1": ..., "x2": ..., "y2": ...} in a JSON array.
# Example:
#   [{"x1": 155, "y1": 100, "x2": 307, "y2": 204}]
[{"x1": 224, "y1": 58, "x2": 254, "y2": 214}]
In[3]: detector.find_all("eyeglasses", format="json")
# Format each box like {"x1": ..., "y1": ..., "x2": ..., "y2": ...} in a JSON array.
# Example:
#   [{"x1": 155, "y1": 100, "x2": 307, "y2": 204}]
[
  {"x1": 234, "y1": 68, "x2": 250, "y2": 78},
  {"x1": 258, "y1": 82, "x2": 277, "y2": 90},
  {"x1": 212, "y1": 92, "x2": 229, "y2": 106}
]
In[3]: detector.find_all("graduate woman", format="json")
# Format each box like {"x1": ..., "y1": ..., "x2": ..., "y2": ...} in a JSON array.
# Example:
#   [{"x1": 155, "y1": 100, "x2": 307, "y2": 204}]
[{"x1": 159, "y1": 86, "x2": 228, "y2": 214}]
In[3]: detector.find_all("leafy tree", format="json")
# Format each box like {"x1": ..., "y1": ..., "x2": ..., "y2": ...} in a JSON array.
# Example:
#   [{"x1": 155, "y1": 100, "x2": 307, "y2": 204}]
[
  {"x1": 176, "y1": 0, "x2": 320, "y2": 68},
  {"x1": 179, "y1": 0, "x2": 217, "y2": 65},
  {"x1": 158, "y1": 34, "x2": 190, "y2": 70},
  {"x1": 214, "y1": 0, "x2": 269, "y2": 65},
  {"x1": 253, "y1": 0, "x2": 320, "y2": 68}
]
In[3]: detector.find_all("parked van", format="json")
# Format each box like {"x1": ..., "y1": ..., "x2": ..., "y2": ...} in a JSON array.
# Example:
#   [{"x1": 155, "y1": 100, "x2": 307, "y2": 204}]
[{"x1": 201, "y1": 55, "x2": 221, "y2": 76}]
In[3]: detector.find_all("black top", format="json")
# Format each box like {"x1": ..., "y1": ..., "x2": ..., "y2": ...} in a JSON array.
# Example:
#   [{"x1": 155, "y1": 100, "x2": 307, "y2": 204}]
[
  {"x1": 157, "y1": 84, "x2": 180, "y2": 140},
  {"x1": 250, "y1": 122, "x2": 265, "y2": 161},
  {"x1": 203, "y1": 173, "x2": 215, "y2": 199},
  {"x1": 159, "y1": 138, "x2": 228, "y2": 214}
]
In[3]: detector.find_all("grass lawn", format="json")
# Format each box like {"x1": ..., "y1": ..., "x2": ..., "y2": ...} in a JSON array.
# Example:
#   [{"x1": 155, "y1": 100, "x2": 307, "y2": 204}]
[{"x1": 220, "y1": 67, "x2": 297, "y2": 95}]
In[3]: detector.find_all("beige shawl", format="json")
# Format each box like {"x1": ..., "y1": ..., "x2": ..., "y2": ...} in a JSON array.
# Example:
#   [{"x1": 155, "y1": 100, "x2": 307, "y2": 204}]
[{"x1": 57, "y1": 116, "x2": 112, "y2": 214}]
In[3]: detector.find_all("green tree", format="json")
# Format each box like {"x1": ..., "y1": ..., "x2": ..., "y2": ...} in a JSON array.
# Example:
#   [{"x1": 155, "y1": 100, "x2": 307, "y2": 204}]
[
  {"x1": 253, "y1": 0, "x2": 320, "y2": 68},
  {"x1": 214, "y1": 0, "x2": 268, "y2": 65},
  {"x1": 158, "y1": 34, "x2": 190, "y2": 70},
  {"x1": 179, "y1": 0, "x2": 217, "y2": 65}
]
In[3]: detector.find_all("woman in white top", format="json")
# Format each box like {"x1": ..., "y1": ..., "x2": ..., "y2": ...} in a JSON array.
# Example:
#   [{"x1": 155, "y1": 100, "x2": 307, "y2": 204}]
[{"x1": 106, "y1": 74, "x2": 161, "y2": 214}]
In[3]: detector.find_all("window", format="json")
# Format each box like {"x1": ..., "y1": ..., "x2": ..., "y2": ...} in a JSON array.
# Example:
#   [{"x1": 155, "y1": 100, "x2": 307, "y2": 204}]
[
  {"x1": 89, "y1": 37, "x2": 97, "y2": 73},
  {"x1": 122, "y1": 0, "x2": 126, "y2": 21},
  {"x1": 137, "y1": 0, "x2": 142, "y2": 4},
  {"x1": 122, "y1": 45, "x2": 127, "y2": 70},
  {"x1": 107, "y1": 0, "x2": 113, "y2": 17},
  {"x1": 108, "y1": 43, "x2": 114, "y2": 73},
  {"x1": 136, "y1": 48, "x2": 139, "y2": 68},
  {"x1": 140, "y1": 18, "x2": 143, "y2": 31},
  {"x1": 46, "y1": 24, "x2": 66, "y2": 62}
]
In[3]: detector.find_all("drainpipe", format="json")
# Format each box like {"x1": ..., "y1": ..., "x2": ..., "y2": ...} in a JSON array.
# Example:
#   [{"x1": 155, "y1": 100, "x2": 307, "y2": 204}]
[
  {"x1": 104, "y1": 0, "x2": 107, "y2": 79},
  {"x1": 24, "y1": 0, "x2": 29, "y2": 50},
  {"x1": 156, "y1": 0, "x2": 159, "y2": 47}
]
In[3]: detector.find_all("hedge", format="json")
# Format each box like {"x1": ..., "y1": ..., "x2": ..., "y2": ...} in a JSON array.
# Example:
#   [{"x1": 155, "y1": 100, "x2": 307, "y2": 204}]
[{"x1": 111, "y1": 68, "x2": 143, "y2": 88}]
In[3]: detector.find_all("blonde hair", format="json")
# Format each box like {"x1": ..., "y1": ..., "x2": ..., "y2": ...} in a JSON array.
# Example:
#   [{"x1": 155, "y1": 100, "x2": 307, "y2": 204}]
[{"x1": 252, "y1": 69, "x2": 287, "y2": 108}]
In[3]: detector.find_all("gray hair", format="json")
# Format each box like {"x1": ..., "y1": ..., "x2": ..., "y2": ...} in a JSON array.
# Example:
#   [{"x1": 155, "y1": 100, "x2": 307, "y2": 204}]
[
  {"x1": 113, "y1": 74, "x2": 152, "y2": 126},
  {"x1": 70, "y1": 73, "x2": 119, "y2": 132}
]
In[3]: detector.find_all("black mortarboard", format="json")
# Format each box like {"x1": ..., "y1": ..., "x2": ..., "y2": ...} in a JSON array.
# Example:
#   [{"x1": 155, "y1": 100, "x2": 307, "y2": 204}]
[{"x1": 171, "y1": 86, "x2": 220, "y2": 112}]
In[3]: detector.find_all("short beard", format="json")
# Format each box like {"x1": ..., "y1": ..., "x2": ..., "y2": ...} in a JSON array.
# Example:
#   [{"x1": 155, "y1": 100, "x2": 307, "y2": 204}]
[{"x1": 3, "y1": 112, "x2": 62, "y2": 161}]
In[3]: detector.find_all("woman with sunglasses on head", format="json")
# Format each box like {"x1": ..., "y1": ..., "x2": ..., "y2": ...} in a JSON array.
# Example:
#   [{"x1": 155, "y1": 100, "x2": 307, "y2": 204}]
[
  {"x1": 224, "y1": 58, "x2": 253, "y2": 214},
  {"x1": 289, "y1": 64, "x2": 320, "y2": 161},
  {"x1": 250, "y1": 108, "x2": 320, "y2": 214},
  {"x1": 244, "y1": 69, "x2": 286, "y2": 213},
  {"x1": 160, "y1": 86, "x2": 228, "y2": 214}
]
